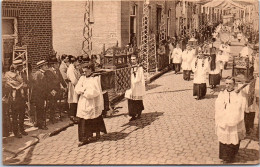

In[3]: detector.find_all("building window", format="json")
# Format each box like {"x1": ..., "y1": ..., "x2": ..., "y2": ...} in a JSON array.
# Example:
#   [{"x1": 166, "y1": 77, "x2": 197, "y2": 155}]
[
  {"x1": 2, "y1": 17, "x2": 18, "y2": 71},
  {"x1": 156, "y1": 6, "x2": 162, "y2": 42},
  {"x1": 130, "y1": 5, "x2": 137, "y2": 46},
  {"x1": 167, "y1": 9, "x2": 171, "y2": 37}
]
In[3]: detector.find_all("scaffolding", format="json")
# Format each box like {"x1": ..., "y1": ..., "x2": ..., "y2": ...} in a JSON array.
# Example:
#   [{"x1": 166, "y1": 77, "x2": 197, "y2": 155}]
[
  {"x1": 159, "y1": 4, "x2": 166, "y2": 44},
  {"x1": 82, "y1": 0, "x2": 93, "y2": 57},
  {"x1": 140, "y1": 1, "x2": 150, "y2": 74}
]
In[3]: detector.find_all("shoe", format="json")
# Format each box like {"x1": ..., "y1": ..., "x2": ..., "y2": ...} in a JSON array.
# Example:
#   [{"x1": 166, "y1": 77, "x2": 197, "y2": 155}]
[
  {"x1": 78, "y1": 140, "x2": 89, "y2": 147},
  {"x1": 129, "y1": 116, "x2": 136, "y2": 121},
  {"x1": 136, "y1": 114, "x2": 141, "y2": 119},
  {"x1": 96, "y1": 133, "x2": 101, "y2": 140},
  {"x1": 21, "y1": 131, "x2": 28, "y2": 136},
  {"x1": 15, "y1": 133, "x2": 22, "y2": 138}
]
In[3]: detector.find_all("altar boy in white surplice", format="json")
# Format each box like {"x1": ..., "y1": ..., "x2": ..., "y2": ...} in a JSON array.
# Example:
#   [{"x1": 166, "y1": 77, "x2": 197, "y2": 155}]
[
  {"x1": 125, "y1": 54, "x2": 145, "y2": 121},
  {"x1": 215, "y1": 77, "x2": 246, "y2": 163}
]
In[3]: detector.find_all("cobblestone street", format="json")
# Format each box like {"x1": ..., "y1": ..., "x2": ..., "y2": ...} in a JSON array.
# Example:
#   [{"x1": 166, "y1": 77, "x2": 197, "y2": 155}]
[
  {"x1": 2, "y1": 0, "x2": 259, "y2": 165},
  {"x1": 11, "y1": 62, "x2": 259, "y2": 165}
]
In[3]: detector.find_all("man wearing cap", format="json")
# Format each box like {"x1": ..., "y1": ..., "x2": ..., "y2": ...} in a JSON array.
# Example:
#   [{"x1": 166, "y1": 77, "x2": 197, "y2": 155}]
[
  {"x1": 45, "y1": 57, "x2": 67, "y2": 123},
  {"x1": 32, "y1": 60, "x2": 49, "y2": 130},
  {"x1": 5, "y1": 59, "x2": 28, "y2": 138}
]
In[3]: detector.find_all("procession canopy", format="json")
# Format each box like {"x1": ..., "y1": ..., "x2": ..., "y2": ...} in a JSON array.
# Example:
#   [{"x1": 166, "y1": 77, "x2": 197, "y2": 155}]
[{"x1": 202, "y1": 0, "x2": 246, "y2": 10}]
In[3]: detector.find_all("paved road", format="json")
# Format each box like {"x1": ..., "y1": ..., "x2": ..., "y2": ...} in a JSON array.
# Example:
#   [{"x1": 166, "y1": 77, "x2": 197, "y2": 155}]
[{"x1": 9, "y1": 40, "x2": 259, "y2": 165}]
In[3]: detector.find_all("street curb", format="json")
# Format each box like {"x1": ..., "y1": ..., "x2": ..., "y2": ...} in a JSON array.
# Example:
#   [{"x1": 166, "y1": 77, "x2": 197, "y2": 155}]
[
  {"x1": 3, "y1": 120, "x2": 74, "y2": 164},
  {"x1": 49, "y1": 122, "x2": 74, "y2": 137},
  {"x1": 3, "y1": 136, "x2": 39, "y2": 164}
]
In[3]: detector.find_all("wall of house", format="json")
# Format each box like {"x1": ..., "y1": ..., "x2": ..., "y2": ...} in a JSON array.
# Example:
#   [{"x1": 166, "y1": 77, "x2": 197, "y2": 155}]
[
  {"x1": 52, "y1": 1, "x2": 85, "y2": 57},
  {"x1": 91, "y1": 1, "x2": 122, "y2": 54},
  {"x1": 121, "y1": 1, "x2": 130, "y2": 47},
  {"x1": 2, "y1": 0, "x2": 52, "y2": 69},
  {"x1": 52, "y1": 1, "x2": 121, "y2": 56}
]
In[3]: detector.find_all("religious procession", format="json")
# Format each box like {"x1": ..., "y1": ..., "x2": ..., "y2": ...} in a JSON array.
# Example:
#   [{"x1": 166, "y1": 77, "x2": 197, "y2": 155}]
[{"x1": 2, "y1": 0, "x2": 259, "y2": 165}]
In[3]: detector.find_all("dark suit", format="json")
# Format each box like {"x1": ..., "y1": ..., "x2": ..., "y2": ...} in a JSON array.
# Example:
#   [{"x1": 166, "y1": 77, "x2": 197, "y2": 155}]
[
  {"x1": 2, "y1": 78, "x2": 12, "y2": 137},
  {"x1": 45, "y1": 68, "x2": 66, "y2": 122},
  {"x1": 32, "y1": 70, "x2": 47, "y2": 128},
  {"x1": 9, "y1": 71, "x2": 28, "y2": 135}
]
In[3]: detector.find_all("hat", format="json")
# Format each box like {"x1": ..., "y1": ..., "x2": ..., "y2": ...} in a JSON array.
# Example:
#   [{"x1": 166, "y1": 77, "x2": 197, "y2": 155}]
[
  {"x1": 49, "y1": 57, "x2": 59, "y2": 64},
  {"x1": 68, "y1": 55, "x2": 77, "y2": 63},
  {"x1": 37, "y1": 60, "x2": 48, "y2": 68},
  {"x1": 13, "y1": 59, "x2": 23, "y2": 66}
]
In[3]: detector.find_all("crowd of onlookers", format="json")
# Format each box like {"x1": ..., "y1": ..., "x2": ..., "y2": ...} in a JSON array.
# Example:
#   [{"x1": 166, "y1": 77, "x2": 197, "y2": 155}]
[{"x1": 2, "y1": 54, "x2": 103, "y2": 138}]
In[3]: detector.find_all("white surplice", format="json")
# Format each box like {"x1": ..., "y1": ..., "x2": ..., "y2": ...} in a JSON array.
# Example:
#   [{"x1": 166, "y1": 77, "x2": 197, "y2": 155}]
[
  {"x1": 171, "y1": 48, "x2": 182, "y2": 64},
  {"x1": 215, "y1": 90, "x2": 246, "y2": 145},
  {"x1": 75, "y1": 75, "x2": 104, "y2": 120},
  {"x1": 181, "y1": 50, "x2": 194, "y2": 71},
  {"x1": 125, "y1": 66, "x2": 145, "y2": 100},
  {"x1": 192, "y1": 58, "x2": 209, "y2": 84}
]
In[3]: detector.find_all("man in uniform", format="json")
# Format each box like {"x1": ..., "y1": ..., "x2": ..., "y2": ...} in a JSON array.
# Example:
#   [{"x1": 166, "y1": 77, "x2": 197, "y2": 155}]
[
  {"x1": 32, "y1": 60, "x2": 48, "y2": 130},
  {"x1": 45, "y1": 57, "x2": 67, "y2": 123}
]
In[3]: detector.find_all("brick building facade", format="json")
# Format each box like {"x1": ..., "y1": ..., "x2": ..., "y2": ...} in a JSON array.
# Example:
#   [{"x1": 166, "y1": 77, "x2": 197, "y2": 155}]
[{"x1": 2, "y1": 0, "x2": 52, "y2": 70}]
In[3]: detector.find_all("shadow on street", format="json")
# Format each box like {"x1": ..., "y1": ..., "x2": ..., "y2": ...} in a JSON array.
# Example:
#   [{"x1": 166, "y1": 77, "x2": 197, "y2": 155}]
[
  {"x1": 146, "y1": 84, "x2": 161, "y2": 91},
  {"x1": 121, "y1": 112, "x2": 164, "y2": 129},
  {"x1": 100, "y1": 112, "x2": 164, "y2": 142},
  {"x1": 234, "y1": 148, "x2": 259, "y2": 163}
]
